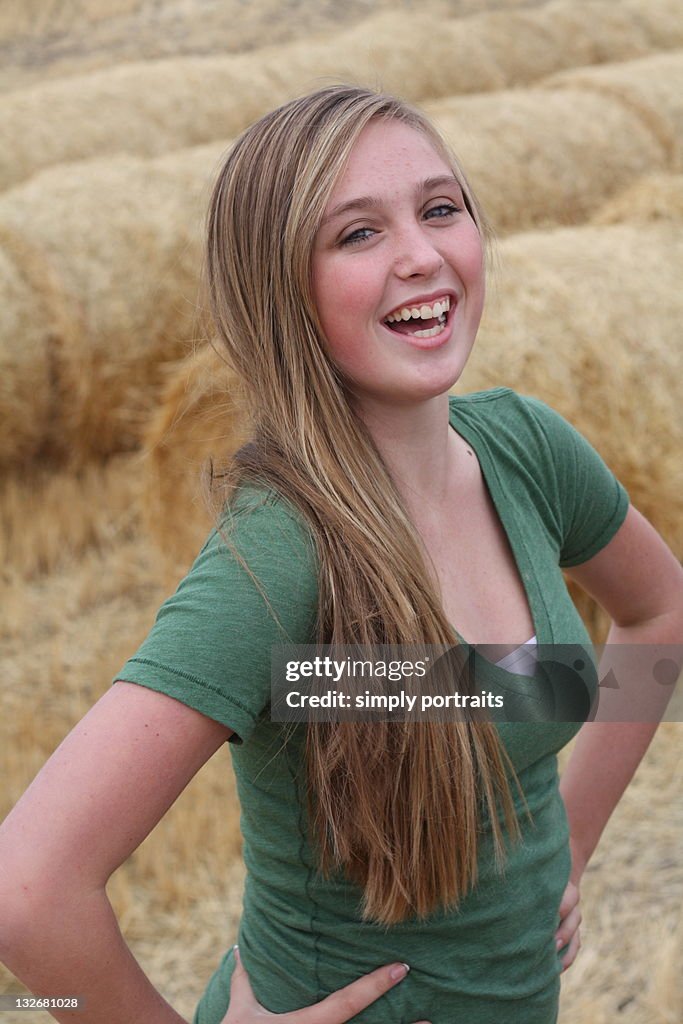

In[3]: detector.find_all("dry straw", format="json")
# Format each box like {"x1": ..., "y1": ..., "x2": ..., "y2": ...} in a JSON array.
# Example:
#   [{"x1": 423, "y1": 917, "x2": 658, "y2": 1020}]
[
  {"x1": 0, "y1": 0, "x2": 552, "y2": 49},
  {"x1": 2, "y1": 45, "x2": 682, "y2": 469},
  {"x1": 0, "y1": 453, "x2": 144, "y2": 580},
  {"x1": 0, "y1": 221, "x2": 83, "y2": 466},
  {"x1": 0, "y1": 0, "x2": 447, "y2": 94},
  {"x1": 541, "y1": 50, "x2": 683, "y2": 168},
  {"x1": 0, "y1": 147, "x2": 224, "y2": 468},
  {"x1": 425, "y1": 82, "x2": 671, "y2": 233},
  {"x1": 591, "y1": 173, "x2": 683, "y2": 225},
  {"x1": 1, "y1": 0, "x2": 682, "y2": 190},
  {"x1": 2, "y1": 53, "x2": 682, "y2": 470},
  {"x1": 1, "y1": 84, "x2": 680, "y2": 469},
  {"x1": 2, "y1": 508, "x2": 679, "y2": 1023},
  {"x1": 141, "y1": 343, "x2": 250, "y2": 576},
  {"x1": 0, "y1": 0, "x2": 144, "y2": 42},
  {"x1": 0, "y1": 231, "x2": 53, "y2": 466}
]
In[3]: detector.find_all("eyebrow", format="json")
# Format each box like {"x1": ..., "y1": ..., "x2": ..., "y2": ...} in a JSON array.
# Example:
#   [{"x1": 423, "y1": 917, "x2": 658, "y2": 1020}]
[{"x1": 321, "y1": 174, "x2": 462, "y2": 226}]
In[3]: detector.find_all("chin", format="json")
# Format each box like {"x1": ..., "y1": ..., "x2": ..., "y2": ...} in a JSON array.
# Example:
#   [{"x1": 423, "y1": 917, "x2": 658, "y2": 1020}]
[{"x1": 412, "y1": 362, "x2": 470, "y2": 400}]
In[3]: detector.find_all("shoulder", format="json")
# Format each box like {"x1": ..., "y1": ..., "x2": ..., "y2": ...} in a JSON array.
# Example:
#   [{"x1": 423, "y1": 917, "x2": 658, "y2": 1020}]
[
  {"x1": 449, "y1": 386, "x2": 604, "y2": 462},
  {"x1": 150, "y1": 482, "x2": 319, "y2": 649},
  {"x1": 449, "y1": 388, "x2": 629, "y2": 565},
  {"x1": 450, "y1": 386, "x2": 563, "y2": 431},
  {"x1": 448, "y1": 386, "x2": 548, "y2": 426},
  {"x1": 113, "y1": 484, "x2": 320, "y2": 739},
  {"x1": 448, "y1": 386, "x2": 573, "y2": 466},
  {"x1": 205, "y1": 483, "x2": 318, "y2": 582}
]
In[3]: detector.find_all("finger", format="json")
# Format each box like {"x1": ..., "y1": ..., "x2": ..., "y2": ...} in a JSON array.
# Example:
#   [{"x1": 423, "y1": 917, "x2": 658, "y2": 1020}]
[
  {"x1": 555, "y1": 905, "x2": 582, "y2": 951},
  {"x1": 287, "y1": 962, "x2": 412, "y2": 1024},
  {"x1": 561, "y1": 928, "x2": 581, "y2": 972},
  {"x1": 557, "y1": 881, "x2": 579, "y2": 920},
  {"x1": 227, "y1": 944, "x2": 260, "y2": 1013}
]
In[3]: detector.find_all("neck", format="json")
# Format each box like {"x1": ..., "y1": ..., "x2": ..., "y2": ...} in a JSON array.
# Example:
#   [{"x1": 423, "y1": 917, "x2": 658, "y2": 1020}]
[{"x1": 353, "y1": 392, "x2": 460, "y2": 521}]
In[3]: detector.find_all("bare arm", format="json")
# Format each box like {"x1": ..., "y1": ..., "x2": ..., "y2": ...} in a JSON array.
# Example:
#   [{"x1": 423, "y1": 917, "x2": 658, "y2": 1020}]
[
  {"x1": 0, "y1": 681, "x2": 233, "y2": 1024},
  {"x1": 0, "y1": 685, "x2": 421, "y2": 1024},
  {"x1": 560, "y1": 504, "x2": 683, "y2": 881}
]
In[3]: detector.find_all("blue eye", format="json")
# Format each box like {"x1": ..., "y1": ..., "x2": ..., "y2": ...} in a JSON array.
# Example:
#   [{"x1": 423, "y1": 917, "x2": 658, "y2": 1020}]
[
  {"x1": 426, "y1": 202, "x2": 461, "y2": 219},
  {"x1": 340, "y1": 227, "x2": 375, "y2": 247}
]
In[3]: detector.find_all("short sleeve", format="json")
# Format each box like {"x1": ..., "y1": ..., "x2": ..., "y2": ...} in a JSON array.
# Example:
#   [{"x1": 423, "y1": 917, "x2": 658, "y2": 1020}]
[
  {"x1": 521, "y1": 395, "x2": 630, "y2": 568},
  {"x1": 112, "y1": 490, "x2": 319, "y2": 743}
]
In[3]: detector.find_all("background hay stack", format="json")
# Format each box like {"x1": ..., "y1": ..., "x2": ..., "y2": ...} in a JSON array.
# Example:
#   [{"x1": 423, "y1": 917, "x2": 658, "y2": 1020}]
[
  {"x1": 0, "y1": 151, "x2": 221, "y2": 468},
  {"x1": 427, "y1": 85, "x2": 670, "y2": 233},
  {"x1": 543, "y1": 50, "x2": 683, "y2": 167},
  {"x1": 0, "y1": 229, "x2": 60, "y2": 467},
  {"x1": 591, "y1": 172, "x2": 683, "y2": 225},
  {"x1": 426, "y1": 48, "x2": 683, "y2": 232},
  {"x1": 142, "y1": 344, "x2": 250, "y2": 574},
  {"x1": 4, "y1": 48, "x2": 683, "y2": 471},
  {"x1": 0, "y1": 0, "x2": 145, "y2": 41},
  {"x1": 1, "y1": 0, "x2": 682, "y2": 191}
]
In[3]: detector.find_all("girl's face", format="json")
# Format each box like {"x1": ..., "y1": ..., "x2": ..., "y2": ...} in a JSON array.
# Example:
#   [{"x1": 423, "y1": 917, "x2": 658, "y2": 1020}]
[{"x1": 312, "y1": 119, "x2": 485, "y2": 414}]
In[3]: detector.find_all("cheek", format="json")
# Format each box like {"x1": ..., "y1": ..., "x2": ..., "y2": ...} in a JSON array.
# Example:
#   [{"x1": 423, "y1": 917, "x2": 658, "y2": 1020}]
[
  {"x1": 323, "y1": 325, "x2": 369, "y2": 377},
  {"x1": 325, "y1": 261, "x2": 371, "y2": 304},
  {"x1": 316, "y1": 286, "x2": 381, "y2": 380},
  {"x1": 314, "y1": 260, "x2": 377, "y2": 344},
  {"x1": 313, "y1": 264, "x2": 348, "y2": 332},
  {"x1": 458, "y1": 233, "x2": 486, "y2": 311}
]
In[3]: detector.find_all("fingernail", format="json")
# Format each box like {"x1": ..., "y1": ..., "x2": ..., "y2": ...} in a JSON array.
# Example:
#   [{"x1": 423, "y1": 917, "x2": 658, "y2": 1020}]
[
  {"x1": 556, "y1": 938, "x2": 563, "y2": 950},
  {"x1": 390, "y1": 962, "x2": 410, "y2": 981}
]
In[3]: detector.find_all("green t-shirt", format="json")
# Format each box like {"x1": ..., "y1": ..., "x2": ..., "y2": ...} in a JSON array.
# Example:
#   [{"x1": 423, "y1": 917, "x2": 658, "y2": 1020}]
[{"x1": 114, "y1": 388, "x2": 629, "y2": 1024}]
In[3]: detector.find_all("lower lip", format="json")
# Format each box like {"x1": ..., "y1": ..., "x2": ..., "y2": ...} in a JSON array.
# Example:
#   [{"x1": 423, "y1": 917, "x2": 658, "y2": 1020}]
[{"x1": 381, "y1": 303, "x2": 456, "y2": 350}]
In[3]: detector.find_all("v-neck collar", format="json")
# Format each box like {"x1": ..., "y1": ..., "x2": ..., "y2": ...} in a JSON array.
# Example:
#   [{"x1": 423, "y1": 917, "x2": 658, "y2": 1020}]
[{"x1": 446, "y1": 394, "x2": 551, "y2": 687}]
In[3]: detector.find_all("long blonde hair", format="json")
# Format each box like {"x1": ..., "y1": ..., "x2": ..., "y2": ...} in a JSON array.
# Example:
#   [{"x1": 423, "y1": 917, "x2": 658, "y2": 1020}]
[{"x1": 203, "y1": 84, "x2": 521, "y2": 925}]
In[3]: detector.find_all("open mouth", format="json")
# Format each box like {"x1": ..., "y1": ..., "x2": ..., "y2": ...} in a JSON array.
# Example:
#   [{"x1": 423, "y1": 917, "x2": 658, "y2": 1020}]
[{"x1": 382, "y1": 296, "x2": 452, "y2": 340}]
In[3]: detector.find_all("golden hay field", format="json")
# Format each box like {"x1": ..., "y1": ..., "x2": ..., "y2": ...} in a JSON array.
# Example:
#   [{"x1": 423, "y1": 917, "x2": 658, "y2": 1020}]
[
  {"x1": 0, "y1": 0, "x2": 563, "y2": 91},
  {"x1": 1, "y1": 0, "x2": 682, "y2": 1022}
]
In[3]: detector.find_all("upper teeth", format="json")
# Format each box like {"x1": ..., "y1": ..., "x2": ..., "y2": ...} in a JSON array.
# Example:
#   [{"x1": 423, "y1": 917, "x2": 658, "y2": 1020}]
[{"x1": 385, "y1": 297, "x2": 450, "y2": 323}]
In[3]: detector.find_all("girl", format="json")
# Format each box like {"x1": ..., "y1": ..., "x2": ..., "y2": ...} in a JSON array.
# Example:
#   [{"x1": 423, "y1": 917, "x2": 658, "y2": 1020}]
[{"x1": 0, "y1": 85, "x2": 681, "y2": 1024}]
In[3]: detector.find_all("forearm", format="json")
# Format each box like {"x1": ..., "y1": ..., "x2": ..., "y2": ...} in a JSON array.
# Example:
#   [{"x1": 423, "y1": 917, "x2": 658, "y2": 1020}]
[
  {"x1": 559, "y1": 718, "x2": 658, "y2": 881},
  {"x1": 0, "y1": 886, "x2": 188, "y2": 1024},
  {"x1": 559, "y1": 613, "x2": 683, "y2": 881}
]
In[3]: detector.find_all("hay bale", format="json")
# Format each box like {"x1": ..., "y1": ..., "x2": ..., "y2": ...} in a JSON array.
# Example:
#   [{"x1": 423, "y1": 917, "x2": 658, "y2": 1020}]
[
  {"x1": 457, "y1": 222, "x2": 683, "y2": 639},
  {"x1": 426, "y1": 87, "x2": 670, "y2": 232},
  {"x1": 141, "y1": 344, "x2": 250, "y2": 569},
  {"x1": 0, "y1": 0, "x2": 143, "y2": 43},
  {"x1": 2, "y1": 50, "x2": 681, "y2": 468},
  {"x1": 591, "y1": 173, "x2": 683, "y2": 224},
  {"x1": 0, "y1": 147, "x2": 224, "y2": 468},
  {"x1": 542, "y1": 50, "x2": 683, "y2": 168},
  {"x1": 0, "y1": 54, "x2": 273, "y2": 193},
  {"x1": 0, "y1": 0, "x2": 436, "y2": 93},
  {"x1": 1, "y1": 0, "x2": 682, "y2": 191},
  {"x1": 0, "y1": 234, "x2": 53, "y2": 466},
  {"x1": 437, "y1": 0, "x2": 683, "y2": 90},
  {"x1": 0, "y1": 224, "x2": 80, "y2": 466},
  {"x1": 620, "y1": 0, "x2": 683, "y2": 49},
  {"x1": 0, "y1": 451, "x2": 145, "y2": 580}
]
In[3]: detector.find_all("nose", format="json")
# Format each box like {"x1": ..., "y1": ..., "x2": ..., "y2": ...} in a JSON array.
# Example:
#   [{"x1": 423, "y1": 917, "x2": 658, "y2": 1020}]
[{"x1": 392, "y1": 224, "x2": 445, "y2": 279}]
